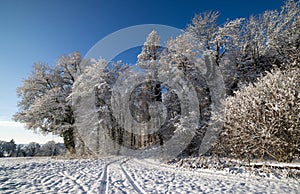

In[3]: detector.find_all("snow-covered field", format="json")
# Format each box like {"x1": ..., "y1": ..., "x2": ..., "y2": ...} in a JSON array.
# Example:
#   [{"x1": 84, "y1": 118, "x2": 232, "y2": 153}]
[{"x1": 0, "y1": 157, "x2": 299, "y2": 193}]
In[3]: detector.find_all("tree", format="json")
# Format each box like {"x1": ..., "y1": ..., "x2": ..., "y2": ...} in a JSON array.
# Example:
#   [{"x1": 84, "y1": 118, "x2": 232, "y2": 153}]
[
  {"x1": 0, "y1": 140, "x2": 16, "y2": 157},
  {"x1": 268, "y1": 0, "x2": 300, "y2": 68},
  {"x1": 8, "y1": 139, "x2": 16, "y2": 157},
  {"x1": 138, "y1": 30, "x2": 162, "y2": 65},
  {"x1": 24, "y1": 142, "x2": 41, "y2": 157},
  {"x1": 131, "y1": 31, "x2": 161, "y2": 147},
  {"x1": 159, "y1": 12, "x2": 235, "y2": 155},
  {"x1": 209, "y1": 0, "x2": 300, "y2": 161},
  {"x1": 38, "y1": 141, "x2": 66, "y2": 156},
  {"x1": 72, "y1": 59, "x2": 110, "y2": 155},
  {"x1": 221, "y1": 0, "x2": 300, "y2": 92},
  {"x1": 40, "y1": 141, "x2": 57, "y2": 156},
  {"x1": 15, "y1": 144, "x2": 26, "y2": 157},
  {"x1": 73, "y1": 55, "x2": 169, "y2": 154},
  {"x1": 137, "y1": 30, "x2": 163, "y2": 102},
  {"x1": 14, "y1": 52, "x2": 82, "y2": 154}
]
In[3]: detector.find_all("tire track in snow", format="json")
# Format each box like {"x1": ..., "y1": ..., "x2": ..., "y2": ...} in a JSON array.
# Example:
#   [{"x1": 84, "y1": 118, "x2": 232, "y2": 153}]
[
  {"x1": 120, "y1": 159, "x2": 147, "y2": 194},
  {"x1": 99, "y1": 158, "x2": 121, "y2": 194},
  {"x1": 99, "y1": 157, "x2": 147, "y2": 194}
]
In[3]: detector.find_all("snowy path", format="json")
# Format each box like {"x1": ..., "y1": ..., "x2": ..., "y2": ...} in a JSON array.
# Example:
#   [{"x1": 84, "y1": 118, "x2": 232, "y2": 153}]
[{"x1": 0, "y1": 157, "x2": 299, "y2": 193}]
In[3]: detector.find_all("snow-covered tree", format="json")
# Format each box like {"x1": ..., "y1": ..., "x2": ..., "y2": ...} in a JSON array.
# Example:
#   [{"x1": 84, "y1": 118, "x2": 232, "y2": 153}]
[
  {"x1": 39, "y1": 141, "x2": 57, "y2": 156},
  {"x1": 268, "y1": 0, "x2": 300, "y2": 67},
  {"x1": 158, "y1": 12, "x2": 237, "y2": 155},
  {"x1": 72, "y1": 59, "x2": 109, "y2": 155},
  {"x1": 15, "y1": 145, "x2": 25, "y2": 157},
  {"x1": 136, "y1": 31, "x2": 166, "y2": 147},
  {"x1": 210, "y1": 0, "x2": 300, "y2": 161},
  {"x1": 223, "y1": 0, "x2": 300, "y2": 90},
  {"x1": 24, "y1": 142, "x2": 41, "y2": 157},
  {"x1": 72, "y1": 58, "x2": 133, "y2": 155},
  {"x1": 0, "y1": 139, "x2": 16, "y2": 157},
  {"x1": 137, "y1": 30, "x2": 163, "y2": 102},
  {"x1": 37, "y1": 141, "x2": 66, "y2": 156},
  {"x1": 138, "y1": 30, "x2": 162, "y2": 65},
  {"x1": 14, "y1": 52, "x2": 82, "y2": 154}
]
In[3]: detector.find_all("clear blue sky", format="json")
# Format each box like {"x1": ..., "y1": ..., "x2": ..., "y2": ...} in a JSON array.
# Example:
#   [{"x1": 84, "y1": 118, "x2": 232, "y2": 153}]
[{"x1": 0, "y1": 0, "x2": 285, "y2": 144}]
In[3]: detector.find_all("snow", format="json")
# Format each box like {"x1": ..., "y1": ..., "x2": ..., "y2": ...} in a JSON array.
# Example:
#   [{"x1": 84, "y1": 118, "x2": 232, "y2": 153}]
[{"x1": 0, "y1": 157, "x2": 299, "y2": 193}]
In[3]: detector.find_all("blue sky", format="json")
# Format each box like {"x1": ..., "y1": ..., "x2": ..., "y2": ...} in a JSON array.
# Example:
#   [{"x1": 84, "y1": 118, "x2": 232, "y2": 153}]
[{"x1": 0, "y1": 0, "x2": 285, "y2": 144}]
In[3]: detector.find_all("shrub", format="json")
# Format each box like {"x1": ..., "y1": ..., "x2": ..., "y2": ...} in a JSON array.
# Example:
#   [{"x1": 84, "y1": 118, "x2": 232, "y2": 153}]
[{"x1": 215, "y1": 68, "x2": 300, "y2": 162}]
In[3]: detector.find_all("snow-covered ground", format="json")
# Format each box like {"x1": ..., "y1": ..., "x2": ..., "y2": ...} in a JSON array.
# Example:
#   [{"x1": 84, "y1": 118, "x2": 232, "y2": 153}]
[{"x1": 0, "y1": 156, "x2": 299, "y2": 193}]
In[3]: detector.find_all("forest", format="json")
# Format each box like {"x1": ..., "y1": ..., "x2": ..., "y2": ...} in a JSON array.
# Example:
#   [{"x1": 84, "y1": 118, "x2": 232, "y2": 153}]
[{"x1": 14, "y1": 0, "x2": 299, "y2": 162}]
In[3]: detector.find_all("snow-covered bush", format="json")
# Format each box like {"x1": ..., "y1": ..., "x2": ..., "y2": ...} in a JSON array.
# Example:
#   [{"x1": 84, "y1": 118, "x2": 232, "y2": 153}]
[{"x1": 215, "y1": 68, "x2": 300, "y2": 162}]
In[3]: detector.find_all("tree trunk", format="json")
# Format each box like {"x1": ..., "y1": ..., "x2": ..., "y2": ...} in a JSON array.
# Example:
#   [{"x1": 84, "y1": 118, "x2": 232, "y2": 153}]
[{"x1": 62, "y1": 128, "x2": 76, "y2": 154}]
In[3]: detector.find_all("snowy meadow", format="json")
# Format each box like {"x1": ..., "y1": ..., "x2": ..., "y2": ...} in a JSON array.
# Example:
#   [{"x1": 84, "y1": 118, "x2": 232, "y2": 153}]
[{"x1": 0, "y1": 156, "x2": 299, "y2": 193}]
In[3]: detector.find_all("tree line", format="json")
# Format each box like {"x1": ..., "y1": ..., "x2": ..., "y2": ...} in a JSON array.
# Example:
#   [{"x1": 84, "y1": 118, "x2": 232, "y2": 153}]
[{"x1": 0, "y1": 139, "x2": 66, "y2": 157}]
